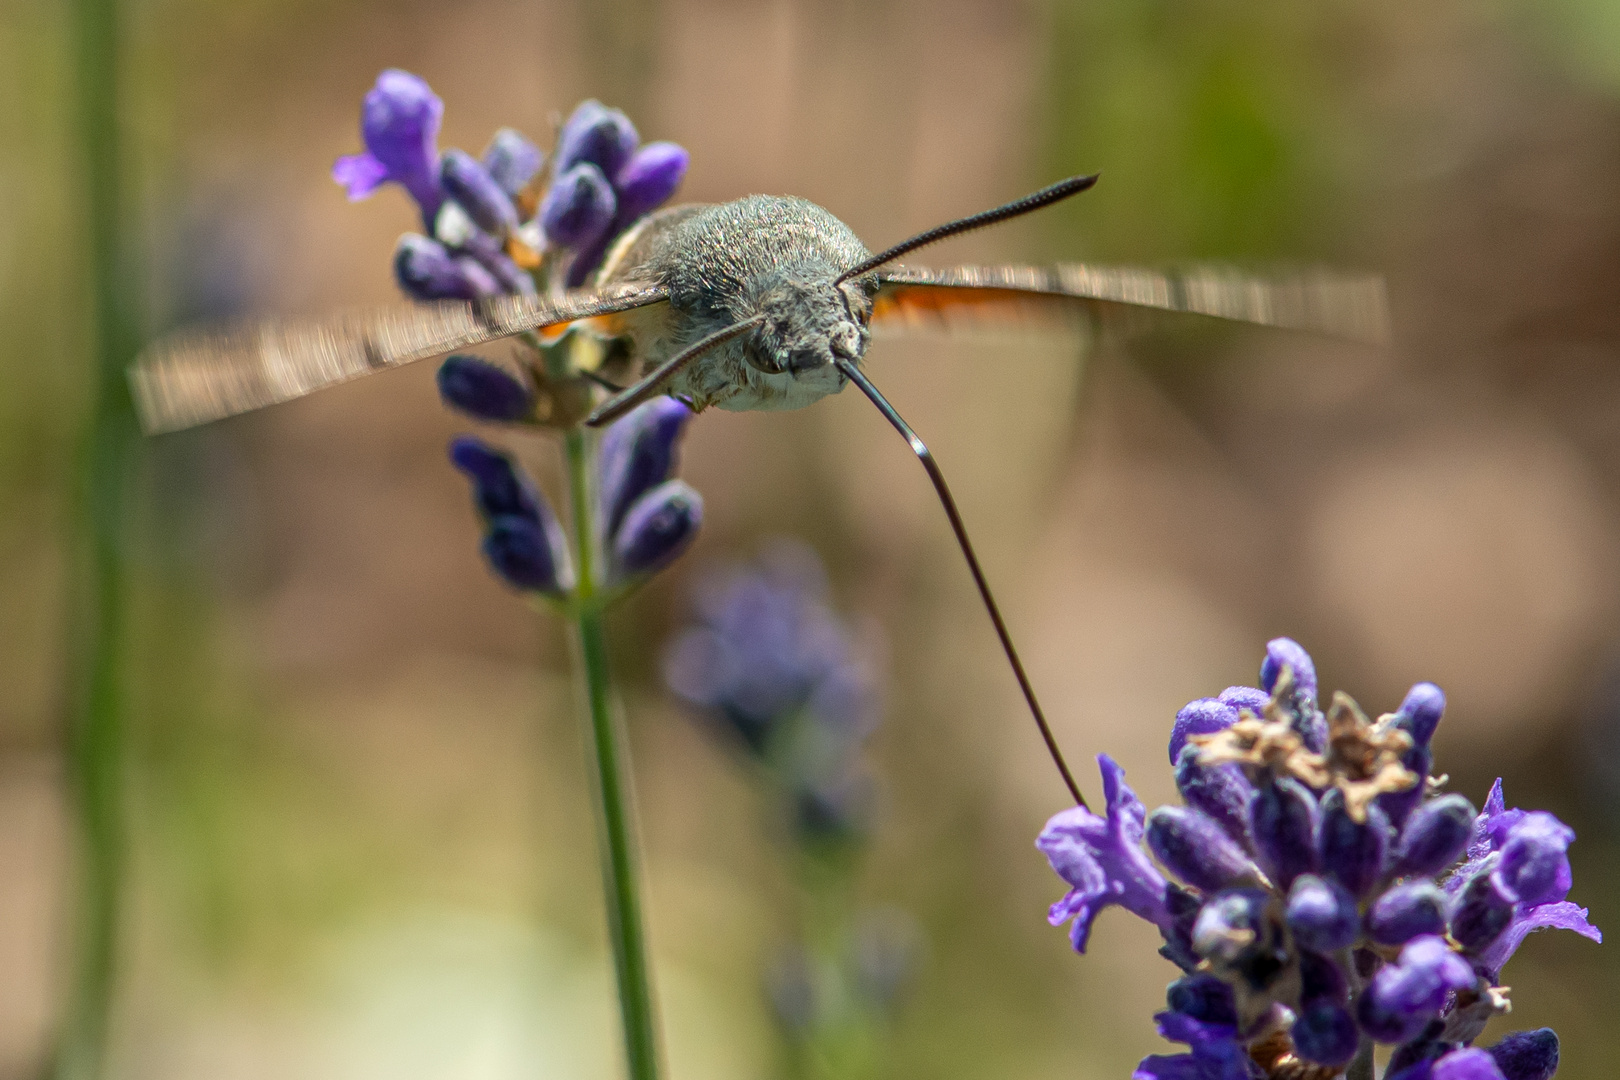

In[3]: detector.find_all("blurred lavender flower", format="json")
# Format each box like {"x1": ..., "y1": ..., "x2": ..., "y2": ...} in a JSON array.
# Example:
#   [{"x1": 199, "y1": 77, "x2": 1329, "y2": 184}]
[
  {"x1": 663, "y1": 540, "x2": 878, "y2": 837},
  {"x1": 1039, "y1": 638, "x2": 1601, "y2": 1080},
  {"x1": 449, "y1": 437, "x2": 569, "y2": 595}
]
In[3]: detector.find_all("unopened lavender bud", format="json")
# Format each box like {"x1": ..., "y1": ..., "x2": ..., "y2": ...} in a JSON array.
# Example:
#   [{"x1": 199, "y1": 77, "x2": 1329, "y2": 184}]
[
  {"x1": 1449, "y1": 868, "x2": 1516, "y2": 953},
  {"x1": 394, "y1": 234, "x2": 498, "y2": 300},
  {"x1": 1393, "y1": 682, "x2": 1447, "y2": 749},
  {"x1": 613, "y1": 141, "x2": 689, "y2": 221},
  {"x1": 1319, "y1": 790, "x2": 1391, "y2": 897},
  {"x1": 1218, "y1": 685, "x2": 1269, "y2": 715},
  {"x1": 1298, "y1": 947, "x2": 1347, "y2": 1004},
  {"x1": 440, "y1": 148, "x2": 519, "y2": 236},
  {"x1": 1367, "y1": 881, "x2": 1448, "y2": 946},
  {"x1": 1251, "y1": 777, "x2": 1319, "y2": 888},
  {"x1": 437, "y1": 356, "x2": 535, "y2": 422},
  {"x1": 597, "y1": 397, "x2": 693, "y2": 541},
  {"x1": 1391, "y1": 794, "x2": 1475, "y2": 879},
  {"x1": 1358, "y1": 935, "x2": 1476, "y2": 1044},
  {"x1": 611, "y1": 480, "x2": 702, "y2": 580},
  {"x1": 1169, "y1": 697, "x2": 1237, "y2": 765},
  {"x1": 1493, "y1": 811, "x2": 1574, "y2": 907},
  {"x1": 1174, "y1": 747, "x2": 1254, "y2": 849},
  {"x1": 555, "y1": 100, "x2": 639, "y2": 178},
  {"x1": 1146, "y1": 806, "x2": 1261, "y2": 892},
  {"x1": 1192, "y1": 889, "x2": 1268, "y2": 967},
  {"x1": 1165, "y1": 973, "x2": 1237, "y2": 1026},
  {"x1": 1260, "y1": 637, "x2": 1325, "y2": 751},
  {"x1": 483, "y1": 515, "x2": 563, "y2": 593},
  {"x1": 540, "y1": 162, "x2": 617, "y2": 250},
  {"x1": 1488, "y1": 1029, "x2": 1559, "y2": 1080},
  {"x1": 1291, "y1": 1003, "x2": 1359, "y2": 1067},
  {"x1": 1378, "y1": 742, "x2": 1433, "y2": 829},
  {"x1": 1286, "y1": 874, "x2": 1359, "y2": 952},
  {"x1": 449, "y1": 436, "x2": 541, "y2": 522},
  {"x1": 482, "y1": 127, "x2": 543, "y2": 196},
  {"x1": 1432, "y1": 1048, "x2": 1511, "y2": 1080}
]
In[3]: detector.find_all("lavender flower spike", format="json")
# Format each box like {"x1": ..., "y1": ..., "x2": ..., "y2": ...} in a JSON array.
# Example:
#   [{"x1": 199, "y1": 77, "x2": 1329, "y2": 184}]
[
  {"x1": 333, "y1": 69, "x2": 445, "y2": 225},
  {"x1": 1038, "y1": 755, "x2": 1174, "y2": 952}
]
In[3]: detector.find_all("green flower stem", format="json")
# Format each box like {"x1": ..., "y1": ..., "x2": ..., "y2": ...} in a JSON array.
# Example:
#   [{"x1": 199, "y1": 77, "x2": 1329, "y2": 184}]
[
  {"x1": 59, "y1": 0, "x2": 137, "y2": 1076},
  {"x1": 563, "y1": 425, "x2": 663, "y2": 1080}
]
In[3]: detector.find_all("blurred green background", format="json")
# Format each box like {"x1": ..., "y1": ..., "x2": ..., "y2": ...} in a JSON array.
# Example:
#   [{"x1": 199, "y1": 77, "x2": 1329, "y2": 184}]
[{"x1": 4, "y1": 0, "x2": 1620, "y2": 1077}]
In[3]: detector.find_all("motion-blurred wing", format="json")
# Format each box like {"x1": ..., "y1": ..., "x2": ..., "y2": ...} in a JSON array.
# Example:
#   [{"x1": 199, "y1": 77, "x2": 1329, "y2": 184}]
[
  {"x1": 871, "y1": 263, "x2": 1390, "y2": 345},
  {"x1": 130, "y1": 285, "x2": 670, "y2": 434}
]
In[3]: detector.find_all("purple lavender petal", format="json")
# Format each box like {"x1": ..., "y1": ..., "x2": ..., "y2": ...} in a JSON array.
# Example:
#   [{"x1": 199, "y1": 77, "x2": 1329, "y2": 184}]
[
  {"x1": 1450, "y1": 868, "x2": 1517, "y2": 953},
  {"x1": 1217, "y1": 685, "x2": 1269, "y2": 715},
  {"x1": 332, "y1": 152, "x2": 389, "y2": 199},
  {"x1": 1492, "y1": 812, "x2": 1575, "y2": 907},
  {"x1": 1037, "y1": 755, "x2": 1173, "y2": 952},
  {"x1": 613, "y1": 141, "x2": 689, "y2": 222},
  {"x1": 1476, "y1": 901, "x2": 1601, "y2": 978},
  {"x1": 358, "y1": 69, "x2": 445, "y2": 224},
  {"x1": 1169, "y1": 697, "x2": 1239, "y2": 765},
  {"x1": 482, "y1": 515, "x2": 563, "y2": 593},
  {"x1": 1359, "y1": 935, "x2": 1476, "y2": 1044},
  {"x1": 1393, "y1": 682, "x2": 1447, "y2": 748},
  {"x1": 1430, "y1": 1048, "x2": 1508, "y2": 1080},
  {"x1": 449, "y1": 436, "x2": 542, "y2": 522},
  {"x1": 1487, "y1": 1029, "x2": 1559, "y2": 1080}
]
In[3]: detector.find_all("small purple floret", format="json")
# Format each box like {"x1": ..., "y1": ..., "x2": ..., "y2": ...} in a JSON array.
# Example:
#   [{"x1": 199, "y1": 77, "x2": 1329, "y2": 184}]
[
  {"x1": 554, "y1": 99, "x2": 639, "y2": 179},
  {"x1": 1250, "y1": 777, "x2": 1319, "y2": 888},
  {"x1": 1038, "y1": 755, "x2": 1174, "y2": 953},
  {"x1": 1492, "y1": 812, "x2": 1575, "y2": 907},
  {"x1": 1431, "y1": 1047, "x2": 1509, "y2": 1080},
  {"x1": 334, "y1": 69, "x2": 445, "y2": 225},
  {"x1": 1147, "y1": 806, "x2": 1260, "y2": 893},
  {"x1": 394, "y1": 234, "x2": 498, "y2": 301},
  {"x1": 614, "y1": 141, "x2": 690, "y2": 223},
  {"x1": 596, "y1": 397, "x2": 694, "y2": 542},
  {"x1": 482, "y1": 127, "x2": 543, "y2": 197},
  {"x1": 1368, "y1": 881, "x2": 1448, "y2": 945},
  {"x1": 1359, "y1": 935, "x2": 1477, "y2": 1044},
  {"x1": 1393, "y1": 794, "x2": 1476, "y2": 879}
]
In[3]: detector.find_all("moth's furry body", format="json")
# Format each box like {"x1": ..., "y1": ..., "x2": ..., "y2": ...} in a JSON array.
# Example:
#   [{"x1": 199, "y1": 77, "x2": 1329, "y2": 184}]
[{"x1": 596, "y1": 196, "x2": 875, "y2": 412}]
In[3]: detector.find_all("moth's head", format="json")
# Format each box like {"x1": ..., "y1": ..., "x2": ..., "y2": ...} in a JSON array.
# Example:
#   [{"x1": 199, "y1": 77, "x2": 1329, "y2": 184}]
[{"x1": 744, "y1": 266, "x2": 873, "y2": 379}]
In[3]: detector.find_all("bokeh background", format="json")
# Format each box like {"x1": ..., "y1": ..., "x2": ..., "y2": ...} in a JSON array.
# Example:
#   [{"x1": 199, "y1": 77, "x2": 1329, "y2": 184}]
[{"x1": 4, "y1": 0, "x2": 1620, "y2": 1077}]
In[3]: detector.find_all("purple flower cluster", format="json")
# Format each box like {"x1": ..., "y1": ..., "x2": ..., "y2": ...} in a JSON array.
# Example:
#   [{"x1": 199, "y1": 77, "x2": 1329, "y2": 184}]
[
  {"x1": 333, "y1": 70, "x2": 688, "y2": 301},
  {"x1": 1037, "y1": 639, "x2": 1600, "y2": 1080},
  {"x1": 663, "y1": 541, "x2": 880, "y2": 839},
  {"x1": 450, "y1": 398, "x2": 701, "y2": 594}
]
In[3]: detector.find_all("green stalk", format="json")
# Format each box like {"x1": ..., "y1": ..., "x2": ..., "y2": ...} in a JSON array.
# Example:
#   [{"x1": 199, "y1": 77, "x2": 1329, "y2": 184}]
[
  {"x1": 59, "y1": 0, "x2": 136, "y2": 1075},
  {"x1": 563, "y1": 426, "x2": 663, "y2": 1080}
]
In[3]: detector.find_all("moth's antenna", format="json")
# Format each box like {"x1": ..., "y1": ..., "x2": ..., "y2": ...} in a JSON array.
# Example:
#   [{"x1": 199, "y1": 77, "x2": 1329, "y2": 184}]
[
  {"x1": 586, "y1": 315, "x2": 766, "y2": 427},
  {"x1": 832, "y1": 355, "x2": 1087, "y2": 808},
  {"x1": 834, "y1": 173, "x2": 1100, "y2": 286}
]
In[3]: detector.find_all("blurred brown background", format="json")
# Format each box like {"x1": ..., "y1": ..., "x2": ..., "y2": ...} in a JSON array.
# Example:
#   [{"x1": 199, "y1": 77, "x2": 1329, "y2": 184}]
[{"x1": 3, "y1": 0, "x2": 1620, "y2": 1077}]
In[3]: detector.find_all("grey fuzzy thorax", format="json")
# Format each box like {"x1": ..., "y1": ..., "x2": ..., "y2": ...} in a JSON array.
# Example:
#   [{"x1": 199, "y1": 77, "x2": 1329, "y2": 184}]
[{"x1": 599, "y1": 196, "x2": 875, "y2": 412}]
